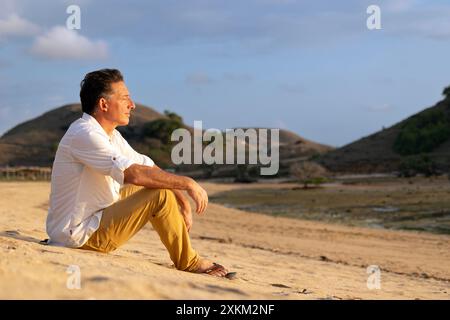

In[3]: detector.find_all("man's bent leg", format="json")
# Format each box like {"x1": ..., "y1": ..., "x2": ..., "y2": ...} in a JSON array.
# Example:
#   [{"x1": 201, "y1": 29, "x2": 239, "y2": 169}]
[{"x1": 80, "y1": 186, "x2": 201, "y2": 272}]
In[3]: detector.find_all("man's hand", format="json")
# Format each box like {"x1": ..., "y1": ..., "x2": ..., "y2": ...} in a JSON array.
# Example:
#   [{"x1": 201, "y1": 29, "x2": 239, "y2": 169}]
[{"x1": 187, "y1": 180, "x2": 208, "y2": 214}]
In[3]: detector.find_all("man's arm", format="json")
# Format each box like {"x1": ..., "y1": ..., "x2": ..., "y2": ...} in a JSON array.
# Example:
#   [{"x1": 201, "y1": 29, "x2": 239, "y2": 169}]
[
  {"x1": 124, "y1": 164, "x2": 208, "y2": 214},
  {"x1": 147, "y1": 165, "x2": 191, "y2": 208},
  {"x1": 124, "y1": 163, "x2": 191, "y2": 189}
]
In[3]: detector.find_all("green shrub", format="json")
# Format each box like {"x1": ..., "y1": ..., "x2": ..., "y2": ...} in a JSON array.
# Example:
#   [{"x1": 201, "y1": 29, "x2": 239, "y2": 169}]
[
  {"x1": 290, "y1": 161, "x2": 329, "y2": 188},
  {"x1": 164, "y1": 110, "x2": 183, "y2": 123},
  {"x1": 398, "y1": 154, "x2": 439, "y2": 177},
  {"x1": 140, "y1": 110, "x2": 185, "y2": 167},
  {"x1": 143, "y1": 111, "x2": 183, "y2": 144},
  {"x1": 443, "y1": 86, "x2": 450, "y2": 98},
  {"x1": 394, "y1": 108, "x2": 450, "y2": 155},
  {"x1": 308, "y1": 153, "x2": 321, "y2": 161}
]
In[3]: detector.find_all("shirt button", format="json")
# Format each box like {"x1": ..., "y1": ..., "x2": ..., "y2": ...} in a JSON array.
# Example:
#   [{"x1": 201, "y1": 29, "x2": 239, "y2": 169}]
[{"x1": 113, "y1": 157, "x2": 116, "y2": 160}]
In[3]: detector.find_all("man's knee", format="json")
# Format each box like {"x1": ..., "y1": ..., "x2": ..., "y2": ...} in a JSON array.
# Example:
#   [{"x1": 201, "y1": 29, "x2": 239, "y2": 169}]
[
  {"x1": 139, "y1": 188, "x2": 178, "y2": 215},
  {"x1": 157, "y1": 189, "x2": 177, "y2": 207}
]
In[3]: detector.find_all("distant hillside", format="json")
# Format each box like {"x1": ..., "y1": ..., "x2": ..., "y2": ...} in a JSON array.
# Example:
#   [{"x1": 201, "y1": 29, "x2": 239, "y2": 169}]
[
  {"x1": 0, "y1": 104, "x2": 333, "y2": 179},
  {"x1": 0, "y1": 103, "x2": 165, "y2": 167},
  {"x1": 174, "y1": 127, "x2": 334, "y2": 179},
  {"x1": 318, "y1": 94, "x2": 450, "y2": 174}
]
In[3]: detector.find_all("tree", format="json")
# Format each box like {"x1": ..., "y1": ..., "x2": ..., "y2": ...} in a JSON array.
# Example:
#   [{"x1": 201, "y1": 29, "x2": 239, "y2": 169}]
[
  {"x1": 290, "y1": 161, "x2": 329, "y2": 189},
  {"x1": 143, "y1": 110, "x2": 184, "y2": 144},
  {"x1": 443, "y1": 86, "x2": 450, "y2": 98},
  {"x1": 398, "y1": 154, "x2": 439, "y2": 177},
  {"x1": 234, "y1": 164, "x2": 258, "y2": 183},
  {"x1": 393, "y1": 108, "x2": 450, "y2": 155},
  {"x1": 164, "y1": 110, "x2": 183, "y2": 123}
]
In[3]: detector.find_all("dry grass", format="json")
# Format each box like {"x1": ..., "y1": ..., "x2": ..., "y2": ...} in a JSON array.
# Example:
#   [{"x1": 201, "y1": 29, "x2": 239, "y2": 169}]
[{"x1": 210, "y1": 175, "x2": 450, "y2": 234}]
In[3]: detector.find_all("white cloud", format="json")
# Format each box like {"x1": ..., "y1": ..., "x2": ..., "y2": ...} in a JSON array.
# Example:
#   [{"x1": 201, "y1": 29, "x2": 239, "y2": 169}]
[
  {"x1": 0, "y1": 14, "x2": 40, "y2": 39},
  {"x1": 279, "y1": 83, "x2": 304, "y2": 94},
  {"x1": 381, "y1": 1, "x2": 450, "y2": 40},
  {"x1": 30, "y1": 26, "x2": 108, "y2": 60},
  {"x1": 223, "y1": 72, "x2": 253, "y2": 82},
  {"x1": 412, "y1": 17, "x2": 450, "y2": 39},
  {"x1": 185, "y1": 72, "x2": 214, "y2": 86},
  {"x1": 384, "y1": 0, "x2": 417, "y2": 13},
  {"x1": 0, "y1": 0, "x2": 18, "y2": 18}
]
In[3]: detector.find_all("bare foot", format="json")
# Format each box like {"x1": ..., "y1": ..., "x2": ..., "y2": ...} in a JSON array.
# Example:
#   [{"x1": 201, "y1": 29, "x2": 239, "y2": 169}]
[{"x1": 194, "y1": 258, "x2": 229, "y2": 277}]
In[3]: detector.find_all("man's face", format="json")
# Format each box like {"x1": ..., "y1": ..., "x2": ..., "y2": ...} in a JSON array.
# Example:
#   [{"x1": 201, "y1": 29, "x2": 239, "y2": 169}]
[{"x1": 104, "y1": 81, "x2": 135, "y2": 126}]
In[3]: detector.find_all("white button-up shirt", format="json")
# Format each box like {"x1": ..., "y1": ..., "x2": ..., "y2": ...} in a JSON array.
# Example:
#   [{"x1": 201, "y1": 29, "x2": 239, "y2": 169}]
[{"x1": 46, "y1": 113, "x2": 154, "y2": 248}]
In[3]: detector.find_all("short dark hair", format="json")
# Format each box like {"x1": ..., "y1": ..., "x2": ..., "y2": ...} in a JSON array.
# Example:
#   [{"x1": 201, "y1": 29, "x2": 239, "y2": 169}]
[{"x1": 79, "y1": 68, "x2": 124, "y2": 115}]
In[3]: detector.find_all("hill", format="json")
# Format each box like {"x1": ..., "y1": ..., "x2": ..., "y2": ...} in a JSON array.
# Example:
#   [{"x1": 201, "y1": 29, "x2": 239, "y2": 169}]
[
  {"x1": 0, "y1": 103, "x2": 164, "y2": 167},
  {"x1": 318, "y1": 96, "x2": 450, "y2": 174},
  {"x1": 0, "y1": 104, "x2": 333, "y2": 178}
]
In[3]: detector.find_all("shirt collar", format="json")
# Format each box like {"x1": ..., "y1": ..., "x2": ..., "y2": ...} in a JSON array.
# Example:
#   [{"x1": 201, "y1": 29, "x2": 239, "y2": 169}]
[{"x1": 82, "y1": 112, "x2": 116, "y2": 140}]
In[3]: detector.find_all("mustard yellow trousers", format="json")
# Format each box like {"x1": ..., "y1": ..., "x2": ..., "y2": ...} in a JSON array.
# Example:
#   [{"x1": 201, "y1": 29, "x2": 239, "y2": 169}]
[{"x1": 80, "y1": 184, "x2": 201, "y2": 272}]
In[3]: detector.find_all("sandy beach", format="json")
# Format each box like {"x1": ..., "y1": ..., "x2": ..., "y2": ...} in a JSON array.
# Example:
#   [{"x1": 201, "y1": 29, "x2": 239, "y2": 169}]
[{"x1": 0, "y1": 181, "x2": 449, "y2": 300}]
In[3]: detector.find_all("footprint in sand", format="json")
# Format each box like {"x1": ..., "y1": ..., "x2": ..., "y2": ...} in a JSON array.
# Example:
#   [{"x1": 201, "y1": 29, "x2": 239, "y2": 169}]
[
  {"x1": 318, "y1": 296, "x2": 344, "y2": 300},
  {"x1": 40, "y1": 249, "x2": 63, "y2": 255},
  {"x1": 5, "y1": 230, "x2": 20, "y2": 236},
  {"x1": 205, "y1": 284, "x2": 247, "y2": 296},
  {"x1": 297, "y1": 288, "x2": 313, "y2": 295},
  {"x1": 153, "y1": 261, "x2": 175, "y2": 268},
  {"x1": 126, "y1": 249, "x2": 142, "y2": 254},
  {"x1": 270, "y1": 283, "x2": 291, "y2": 288},
  {"x1": 87, "y1": 276, "x2": 110, "y2": 282}
]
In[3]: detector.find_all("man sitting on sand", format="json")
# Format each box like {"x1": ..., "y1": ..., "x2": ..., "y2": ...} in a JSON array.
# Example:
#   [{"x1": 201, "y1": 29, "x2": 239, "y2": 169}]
[{"x1": 45, "y1": 68, "x2": 235, "y2": 279}]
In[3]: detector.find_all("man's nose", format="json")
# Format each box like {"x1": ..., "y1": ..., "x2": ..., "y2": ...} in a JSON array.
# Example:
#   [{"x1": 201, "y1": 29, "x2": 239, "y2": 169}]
[{"x1": 130, "y1": 100, "x2": 136, "y2": 110}]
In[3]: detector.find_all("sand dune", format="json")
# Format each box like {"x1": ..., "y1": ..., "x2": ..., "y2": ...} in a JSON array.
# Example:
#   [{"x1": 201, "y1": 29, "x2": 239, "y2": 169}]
[{"x1": 0, "y1": 181, "x2": 449, "y2": 299}]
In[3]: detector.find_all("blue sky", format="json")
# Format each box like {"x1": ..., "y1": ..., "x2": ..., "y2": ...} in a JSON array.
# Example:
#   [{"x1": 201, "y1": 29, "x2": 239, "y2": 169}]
[{"x1": 1, "y1": 0, "x2": 450, "y2": 147}]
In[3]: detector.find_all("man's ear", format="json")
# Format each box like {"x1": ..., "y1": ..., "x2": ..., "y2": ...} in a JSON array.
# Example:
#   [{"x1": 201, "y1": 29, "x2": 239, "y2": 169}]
[{"x1": 98, "y1": 97, "x2": 108, "y2": 111}]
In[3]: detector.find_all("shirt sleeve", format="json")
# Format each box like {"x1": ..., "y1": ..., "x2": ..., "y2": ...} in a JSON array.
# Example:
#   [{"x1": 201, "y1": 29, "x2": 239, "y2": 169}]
[
  {"x1": 115, "y1": 131, "x2": 155, "y2": 168},
  {"x1": 70, "y1": 130, "x2": 135, "y2": 185}
]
